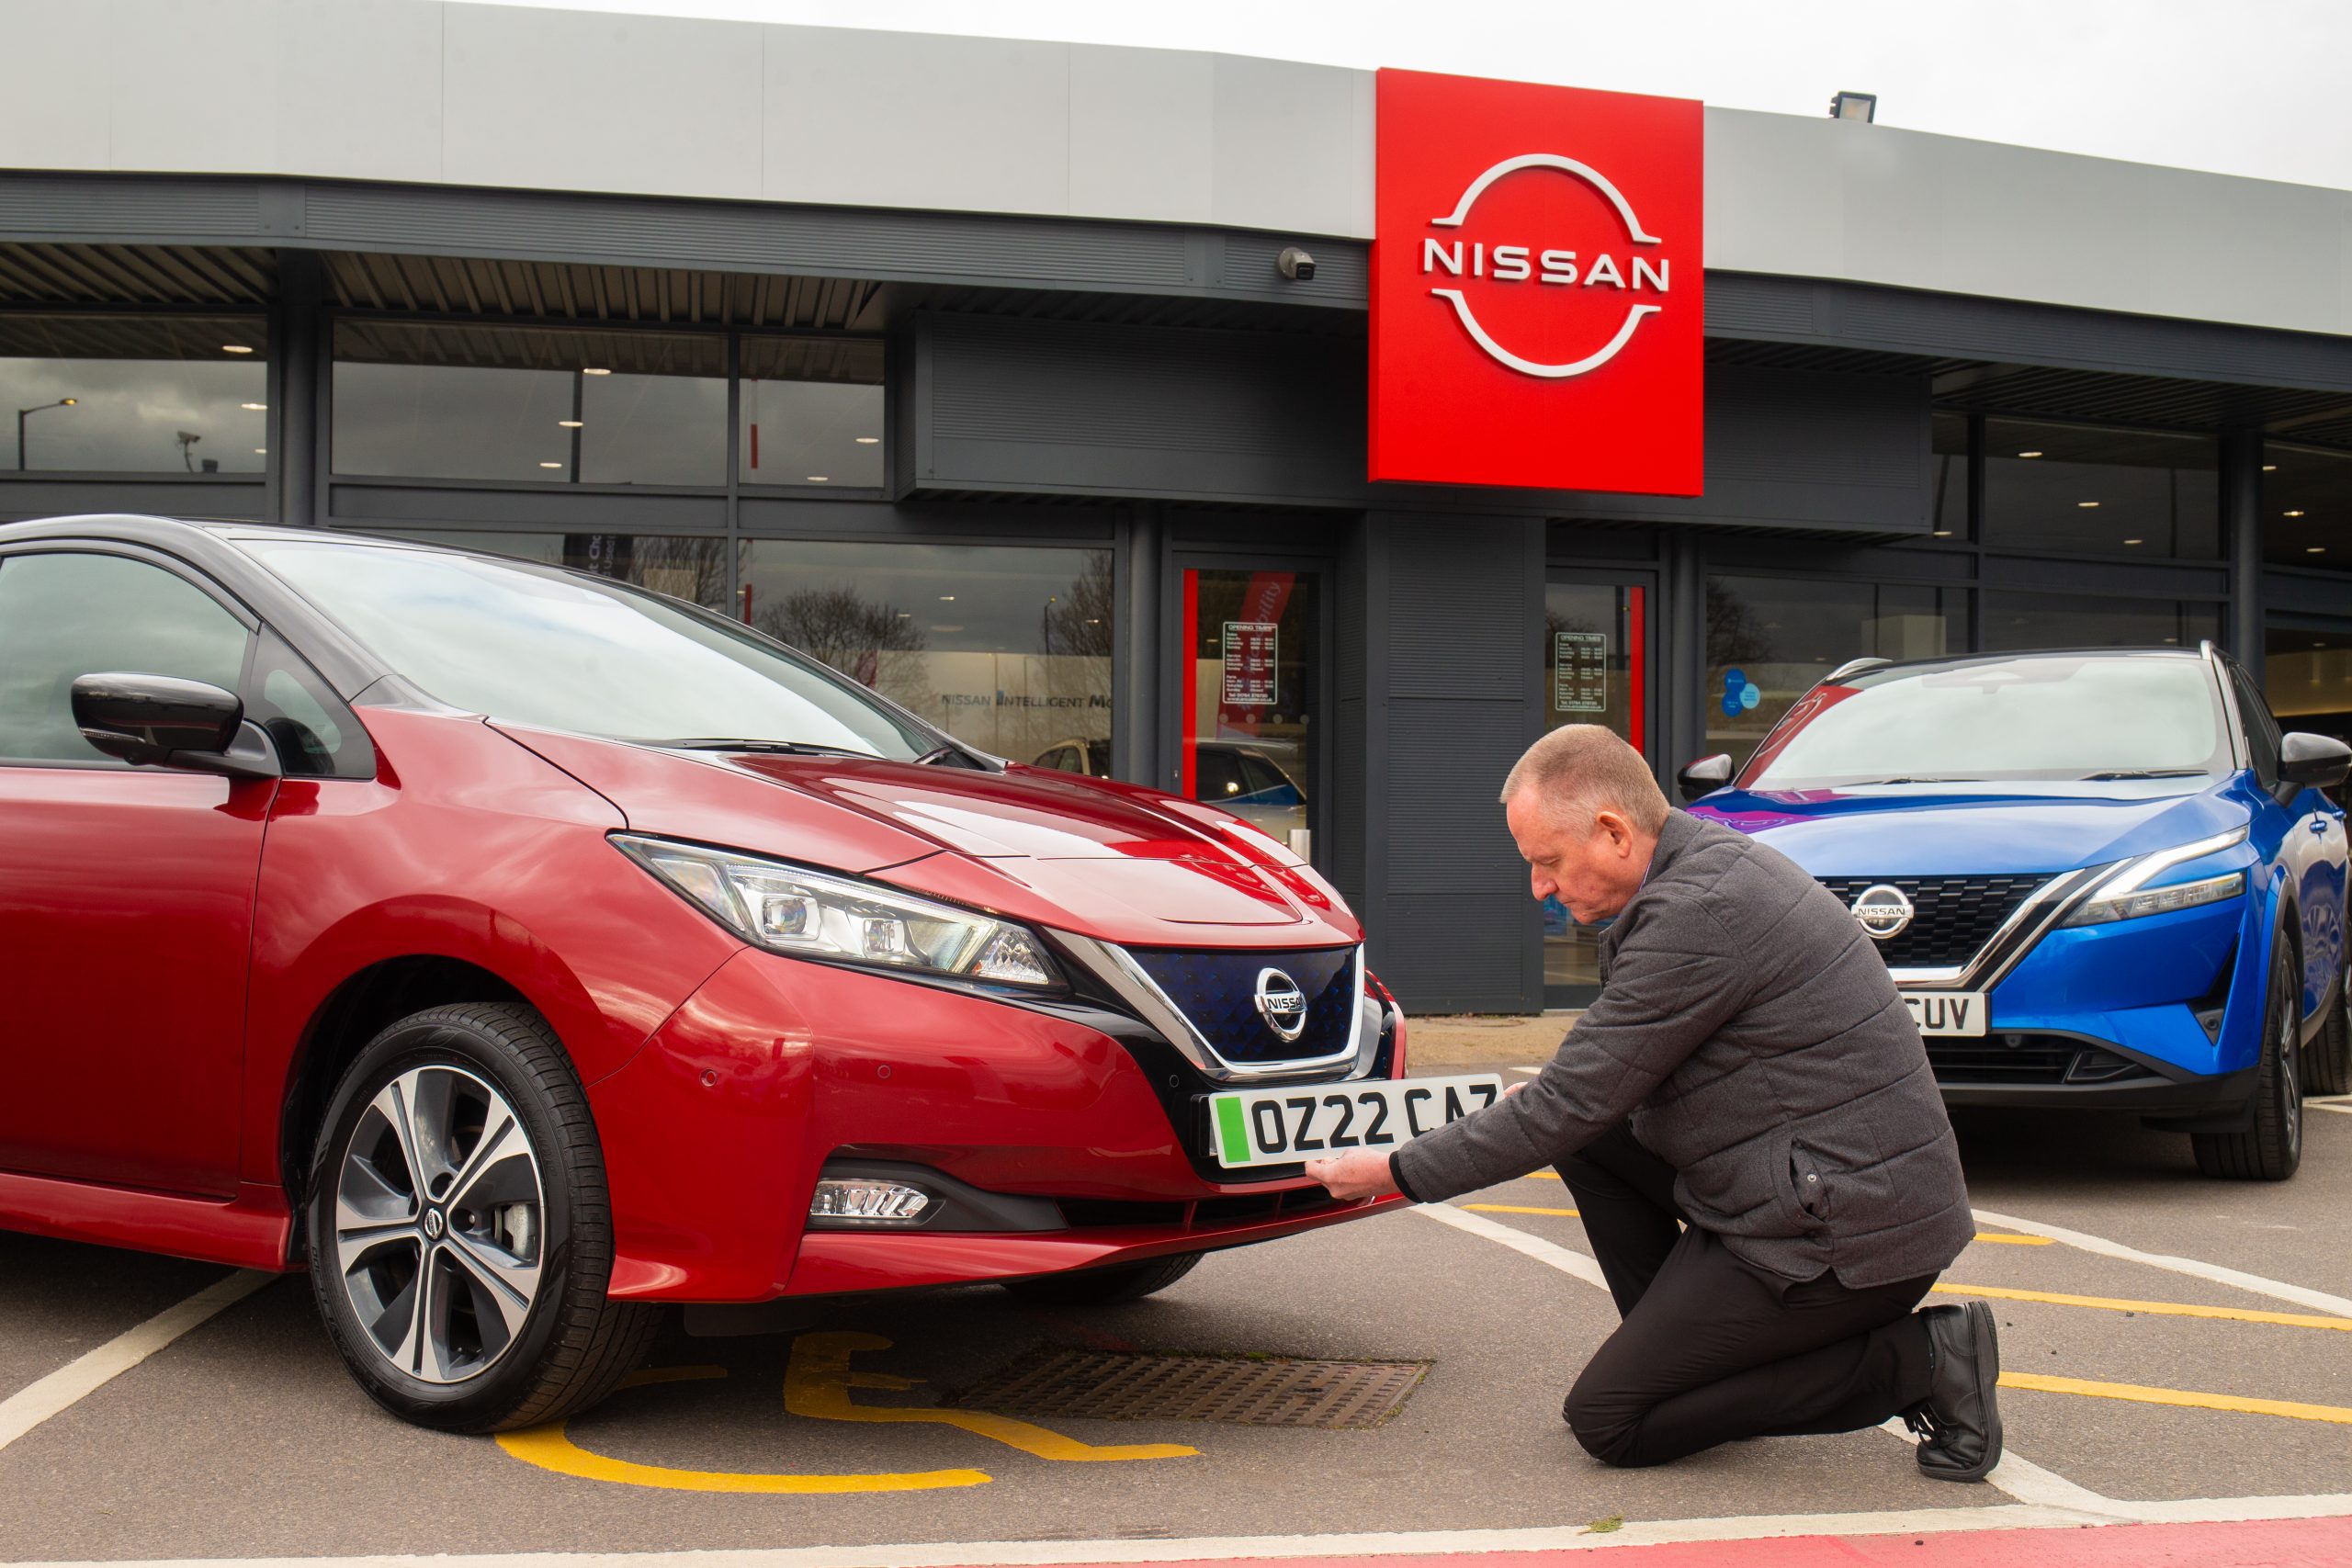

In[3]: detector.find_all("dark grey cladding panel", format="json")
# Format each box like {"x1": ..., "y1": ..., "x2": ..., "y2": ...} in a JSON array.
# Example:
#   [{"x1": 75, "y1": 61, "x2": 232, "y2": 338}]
[
  {"x1": 1214, "y1": 234, "x2": 1369, "y2": 309},
  {"x1": 1980, "y1": 552, "x2": 2229, "y2": 600},
  {"x1": 1706, "y1": 274, "x2": 1819, "y2": 337},
  {"x1": 912, "y1": 312, "x2": 1365, "y2": 503},
  {"x1": 2265, "y1": 570, "x2": 2352, "y2": 616},
  {"x1": 326, "y1": 483, "x2": 726, "y2": 533},
  {"x1": 1374, "y1": 894, "x2": 1535, "y2": 1013},
  {"x1": 1554, "y1": 364, "x2": 1929, "y2": 535},
  {"x1": 0, "y1": 176, "x2": 269, "y2": 239},
  {"x1": 1382, "y1": 698, "x2": 1527, "y2": 894},
  {"x1": 1385, "y1": 523, "x2": 1530, "y2": 701},
  {"x1": 0, "y1": 477, "x2": 264, "y2": 525}
]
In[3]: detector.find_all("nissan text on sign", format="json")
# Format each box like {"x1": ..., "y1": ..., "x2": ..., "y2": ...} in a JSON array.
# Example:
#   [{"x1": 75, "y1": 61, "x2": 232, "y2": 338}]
[{"x1": 1371, "y1": 70, "x2": 1705, "y2": 495}]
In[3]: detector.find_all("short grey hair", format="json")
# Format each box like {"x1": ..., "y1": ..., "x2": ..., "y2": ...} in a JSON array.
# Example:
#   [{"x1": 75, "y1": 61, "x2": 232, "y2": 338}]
[{"x1": 1499, "y1": 725, "x2": 1669, "y2": 834}]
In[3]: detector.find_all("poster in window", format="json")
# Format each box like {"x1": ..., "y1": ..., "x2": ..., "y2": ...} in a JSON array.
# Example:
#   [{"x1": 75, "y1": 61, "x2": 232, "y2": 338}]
[
  {"x1": 1554, "y1": 630, "x2": 1609, "y2": 714},
  {"x1": 1222, "y1": 621, "x2": 1280, "y2": 707}
]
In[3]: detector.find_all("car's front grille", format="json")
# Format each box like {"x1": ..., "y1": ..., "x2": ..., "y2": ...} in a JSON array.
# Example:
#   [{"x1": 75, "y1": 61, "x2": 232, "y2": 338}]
[
  {"x1": 1125, "y1": 944, "x2": 1358, "y2": 1066},
  {"x1": 1928, "y1": 1035, "x2": 2155, "y2": 1087},
  {"x1": 1816, "y1": 874, "x2": 2054, "y2": 969}
]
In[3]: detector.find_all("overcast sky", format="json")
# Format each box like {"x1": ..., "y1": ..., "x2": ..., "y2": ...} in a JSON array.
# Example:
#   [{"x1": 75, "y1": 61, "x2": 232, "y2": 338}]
[{"x1": 458, "y1": 0, "x2": 2352, "y2": 192}]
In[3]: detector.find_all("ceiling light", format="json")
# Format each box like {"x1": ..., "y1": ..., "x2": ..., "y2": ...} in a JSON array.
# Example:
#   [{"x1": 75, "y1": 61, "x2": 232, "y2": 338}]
[
  {"x1": 2018, "y1": 450, "x2": 2043, "y2": 458},
  {"x1": 2310, "y1": 547, "x2": 2328, "y2": 554},
  {"x1": 2263, "y1": 464, "x2": 2278, "y2": 472},
  {"x1": 855, "y1": 436, "x2": 880, "y2": 445},
  {"x1": 897, "y1": 612, "x2": 910, "y2": 618},
  {"x1": 539, "y1": 461, "x2": 563, "y2": 468},
  {"x1": 2285, "y1": 509, "x2": 2306, "y2": 517},
  {"x1": 806, "y1": 475, "x2": 829, "y2": 482},
  {"x1": 241, "y1": 401, "x2": 266, "y2": 411},
  {"x1": 2122, "y1": 537, "x2": 2143, "y2": 546},
  {"x1": 221, "y1": 344, "x2": 254, "y2": 354},
  {"x1": 254, "y1": 446, "x2": 266, "y2": 455},
  {"x1": 939, "y1": 595, "x2": 956, "y2": 602},
  {"x1": 2077, "y1": 501, "x2": 2100, "y2": 508},
  {"x1": 581, "y1": 367, "x2": 611, "y2": 376},
  {"x1": 558, "y1": 419, "x2": 583, "y2": 428},
  {"x1": 1931, "y1": 529, "x2": 1952, "y2": 537}
]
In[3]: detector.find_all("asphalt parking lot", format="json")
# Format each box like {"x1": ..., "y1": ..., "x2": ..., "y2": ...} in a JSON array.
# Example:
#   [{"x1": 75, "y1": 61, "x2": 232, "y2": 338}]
[{"x1": 4, "y1": 1068, "x2": 2349, "y2": 1566}]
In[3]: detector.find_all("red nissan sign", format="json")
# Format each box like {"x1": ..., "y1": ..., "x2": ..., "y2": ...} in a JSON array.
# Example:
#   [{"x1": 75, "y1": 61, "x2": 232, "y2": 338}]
[{"x1": 1370, "y1": 70, "x2": 1704, "y2": 494}]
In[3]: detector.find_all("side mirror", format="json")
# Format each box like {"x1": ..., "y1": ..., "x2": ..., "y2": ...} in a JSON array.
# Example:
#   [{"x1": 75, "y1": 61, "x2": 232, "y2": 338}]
[
  {"x1": 2280, "y1": 731, "x2": 2351, "y2": 791},
  {"x1": 1676, "y1": 753, "x2": 1735, "y2": 802},
  {"x1": 71, "y1": 672, "x2": 279, "y2": 780}
]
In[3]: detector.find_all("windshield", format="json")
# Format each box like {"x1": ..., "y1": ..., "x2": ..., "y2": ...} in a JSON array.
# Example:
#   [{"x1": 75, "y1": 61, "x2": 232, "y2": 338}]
[
  {"x1": 247, "y1": 538, "x2": 934, "y2": 759},
  {"x1": 1740, "y1": 654, "x2": 2233, "y2": 791}
]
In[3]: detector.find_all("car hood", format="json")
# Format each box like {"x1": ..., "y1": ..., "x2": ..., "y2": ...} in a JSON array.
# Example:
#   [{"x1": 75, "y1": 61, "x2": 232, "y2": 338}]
[
  {"x1": 1687, "y1": 779, "x2": 2250, "y2": 876},
  {"x1": 493, "y1": 723, "x2": 1359, "y2": 949}
]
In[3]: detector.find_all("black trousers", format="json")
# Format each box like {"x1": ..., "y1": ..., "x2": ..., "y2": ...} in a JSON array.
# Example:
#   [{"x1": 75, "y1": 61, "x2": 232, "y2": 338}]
[{"x1": 1555, "y1": 1120, "x2": 1938, "y2": 1468}]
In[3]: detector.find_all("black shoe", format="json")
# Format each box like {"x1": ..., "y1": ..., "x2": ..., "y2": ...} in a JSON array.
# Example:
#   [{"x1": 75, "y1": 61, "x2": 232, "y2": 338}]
[{"x1": 1904, "y1": 1301, "x2": 2002, "y2": 1483}]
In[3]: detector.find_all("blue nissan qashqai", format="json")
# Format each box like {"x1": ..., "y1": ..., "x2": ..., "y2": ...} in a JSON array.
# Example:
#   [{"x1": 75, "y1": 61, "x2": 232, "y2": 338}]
[{"x1": 1679, "y1": 645, "x2": 2349, "y2": 1180}]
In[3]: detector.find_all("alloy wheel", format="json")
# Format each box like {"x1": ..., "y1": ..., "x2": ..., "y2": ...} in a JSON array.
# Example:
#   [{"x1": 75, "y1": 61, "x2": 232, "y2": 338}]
[
  {"x1": 332, "y1": 1065, "x2": 545, "y2": 1385},
  {"x1": 2278, "y1": 965, "x2": 2301, "y2": 1164}
]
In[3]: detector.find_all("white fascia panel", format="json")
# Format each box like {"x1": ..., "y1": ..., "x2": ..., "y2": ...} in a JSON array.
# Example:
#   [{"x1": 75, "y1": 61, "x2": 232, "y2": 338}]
[
  {"x1": 1208, "y1": 52, "x2": 1368, "y2": 240},
  {"x1": 1069, "y1": 44, "x2": 1214, "y2": 226},
  {"x1": 763, "y1": 26, "x2": 1070, "y2": 218},
  {"x1": 444, "y1": 3, "x2": 763, "y2": 202},
  {"x1": 0, "y1": 0, "x2": 110, "y2": 171}
]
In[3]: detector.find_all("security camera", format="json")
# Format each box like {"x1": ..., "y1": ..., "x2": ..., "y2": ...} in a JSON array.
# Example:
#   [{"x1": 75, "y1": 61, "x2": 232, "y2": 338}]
[{"x1": 1277, "y1": 247, "x2": 1317, "y2": 281}]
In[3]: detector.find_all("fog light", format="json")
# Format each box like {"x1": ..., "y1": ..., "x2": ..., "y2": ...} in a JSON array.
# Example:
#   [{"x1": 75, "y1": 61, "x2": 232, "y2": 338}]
[{"x1": 809, "y1": 1178, "x2": 933, "y2": 1224}]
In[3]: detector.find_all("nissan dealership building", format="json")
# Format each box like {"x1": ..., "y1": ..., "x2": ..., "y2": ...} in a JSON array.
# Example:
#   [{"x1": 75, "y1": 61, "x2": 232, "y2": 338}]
[{"x1": 6, "y1": 3, "x2": 2351, "y2": 1012}]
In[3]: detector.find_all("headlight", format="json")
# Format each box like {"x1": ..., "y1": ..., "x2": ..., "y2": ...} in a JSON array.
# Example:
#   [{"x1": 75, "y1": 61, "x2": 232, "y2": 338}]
[
  {"x1": 2062, "y1": 827, "x2": 2249, "y2": 928},
  {"x1": 613, "y1": 834, "x2": 1064, "y2": 988}
]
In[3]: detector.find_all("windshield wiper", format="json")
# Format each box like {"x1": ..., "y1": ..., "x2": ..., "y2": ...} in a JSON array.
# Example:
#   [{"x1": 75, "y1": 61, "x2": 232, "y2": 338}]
[
  {"x1": 1839, "y1": 776, "x2": 1983, "y2": 786},
  {"x1": 912, "y1": 743, "x2": 965, "y2": 766},
  {"x1": 648, "y1": 737, "x2": 880, "y2": 760},
  {"x1": 2079, "y1": 768, "x2": 2210, "y2": 781}
]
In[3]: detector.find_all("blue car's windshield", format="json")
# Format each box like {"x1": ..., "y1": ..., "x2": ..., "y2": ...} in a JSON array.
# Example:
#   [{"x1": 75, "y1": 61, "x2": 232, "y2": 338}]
[
  {"x1": 1740, "y1": 654, "x2": 2234, "y2": 791},
  {"x1": 246, "y1": 537, "x2": 935, "y2": 760}
]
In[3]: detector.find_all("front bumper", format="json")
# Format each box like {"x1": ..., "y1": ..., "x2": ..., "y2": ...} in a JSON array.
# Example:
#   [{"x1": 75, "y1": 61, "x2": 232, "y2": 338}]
[{"x1": 587, "y1": 944, "x2": 1404, "y2": 1303}]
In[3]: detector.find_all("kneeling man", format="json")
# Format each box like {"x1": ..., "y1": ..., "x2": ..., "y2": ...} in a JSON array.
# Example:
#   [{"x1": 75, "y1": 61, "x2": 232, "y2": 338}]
[{"x1": 1309, "y1": 727, "x2": 2001, "y2": 1480}]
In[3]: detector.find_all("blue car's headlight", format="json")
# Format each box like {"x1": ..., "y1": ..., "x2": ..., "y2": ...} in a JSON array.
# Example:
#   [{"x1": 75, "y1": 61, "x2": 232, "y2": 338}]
[
  {"x1": 2062, "y1": 827, "x2": 2249, "y2": 929},
  {"x1": 613, "y1": 833, "x2": 1064, "y2": 988}
]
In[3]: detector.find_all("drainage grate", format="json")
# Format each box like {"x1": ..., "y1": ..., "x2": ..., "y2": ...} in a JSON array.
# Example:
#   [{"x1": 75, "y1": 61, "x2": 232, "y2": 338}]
[{"x1": 956, "y1": 1349, "x2": 1430, "y2": 1429}]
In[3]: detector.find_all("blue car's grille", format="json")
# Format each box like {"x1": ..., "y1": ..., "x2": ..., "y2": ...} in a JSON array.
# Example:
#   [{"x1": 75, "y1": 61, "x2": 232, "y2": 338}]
[
  {"x1": 1816, "y1": 874, "x2": 2052, "y2": 969},
  {"x1": 1126, "y1": 945, "x2": 1358, "y2": 1065}
]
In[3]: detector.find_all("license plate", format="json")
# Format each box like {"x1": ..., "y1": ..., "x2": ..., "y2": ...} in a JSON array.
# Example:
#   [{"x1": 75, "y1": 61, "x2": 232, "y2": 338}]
[
  {"x1": 1904, "y1": 990, "x2": 1988, "y2": 1037},
  {"x1": 1205, "y1": 1074, "x2": 1504, "y2": 1169}
]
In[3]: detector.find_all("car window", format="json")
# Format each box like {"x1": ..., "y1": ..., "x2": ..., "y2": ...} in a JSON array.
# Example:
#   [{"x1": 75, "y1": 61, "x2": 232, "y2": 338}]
[
  {"x1": 1239, "y1": 753, "x2": 1293, "y2": 795},
  {"x1": 1741, "y1": 654, "x2": 2232, "y2": 790},
  {"x1": 0, "y1": 552, "x2": 251, "y2": 765},
  {"x1": 2230, "y1": 666, "x2": 2282, "y2": 789},
  {"x1": 1195, "y1": 748, "x2": 1246, "y2": 799},
  {"x1": 247, "y1": 628, "x2": 375, "y2": 780},
  {"x1": 245, "y1": 538, "x2": 935, "y2": 760}
]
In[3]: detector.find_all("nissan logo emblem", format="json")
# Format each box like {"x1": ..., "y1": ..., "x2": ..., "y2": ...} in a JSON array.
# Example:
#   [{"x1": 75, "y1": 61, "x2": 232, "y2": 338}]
[
  {"x1": 1850, "y1": 885, "x2": 1916, "y2": 941},
  {"x1": 1254, "y1": 968, "x2": 1309, "y2": 1043}
]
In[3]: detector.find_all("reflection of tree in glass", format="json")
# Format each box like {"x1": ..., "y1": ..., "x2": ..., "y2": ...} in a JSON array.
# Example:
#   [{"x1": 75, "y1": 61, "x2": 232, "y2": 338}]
[
  {"x1": 757, "y1": 587, "x2": 928, "y2": 690},
  {"x1": 1705, "y1": 579, "x2": 1772, "y2": 670},
  {"x1": 629, "y1": 536, "x2": 734, "y2": 611},
  {"x1": 1040, "y1": 551, "x2": 1114, "y2": 745}
]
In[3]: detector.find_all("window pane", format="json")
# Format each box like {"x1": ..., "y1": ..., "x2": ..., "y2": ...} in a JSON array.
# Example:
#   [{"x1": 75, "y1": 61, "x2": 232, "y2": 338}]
[
  {"x1": 1705, "y1": 576, "x2": 1968, "y2": 773},
  {"x1": 0, "y1": 316, "x2": 266, "y2": 474},
  {"x1": 1184, "y1": 570, "x2": 1317, "y2": 849},
  {"x1": 1930, "y1": 410, "x2": 1969, "y2": 540},
  {"x1": 2267, "y1": 622, "x2": 2352, "y2": 803},
  {"x1": 740, "y1": 337, "x2": 884, "y2": 488},
  {"x1": 1982, "y1": 419, "x2": 2220, "y2": 558},
  {"x1": 739, "y1": 540, "x2": 1113, "y2": 764},
  {"x1": 249, "y1": 538, "x2": 932, "y2": 759},
  {"x1": 333, "y1": 322, "x2": 724, "y2": 485},
  {"x1": 1982, "y1": 592, "x2": 2220, "y2": 652},
  {"x1": 0, "y1": 553, "x2": 250, "y2": 763},
  {"x1": 2263, "y1": 443, "x2": 2352, "y2": 570},
  {"x1": 344, "y1": 529, "x2": 736, "y2": 614}
]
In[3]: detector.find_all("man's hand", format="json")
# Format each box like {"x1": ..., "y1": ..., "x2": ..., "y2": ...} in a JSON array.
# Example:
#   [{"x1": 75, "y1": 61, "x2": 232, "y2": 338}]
[{"x1": 1305, "y1": 1146, "x2": 1401, "y2": 1201}]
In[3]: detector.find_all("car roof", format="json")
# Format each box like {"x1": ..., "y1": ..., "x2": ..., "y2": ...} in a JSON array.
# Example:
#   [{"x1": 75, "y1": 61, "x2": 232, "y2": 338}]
[{"x1": 1834, "y1": 645, "x2": 2216, "y2": 682}]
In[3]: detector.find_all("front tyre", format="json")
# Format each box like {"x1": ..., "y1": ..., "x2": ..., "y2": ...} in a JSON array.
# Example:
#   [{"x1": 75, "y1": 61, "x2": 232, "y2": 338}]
[
  {"x1": 2191, "y1": 946, "x2": 2302, "y2": 1181},
  {"x1": 305, "y1": 1002, "x2": 660, "y2": 1432}
]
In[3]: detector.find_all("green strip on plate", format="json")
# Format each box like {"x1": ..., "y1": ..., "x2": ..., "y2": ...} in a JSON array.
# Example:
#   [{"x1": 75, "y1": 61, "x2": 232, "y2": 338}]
[{"x1": 1214, "y1": 1096, "x2": 1251, "y2": 1166}]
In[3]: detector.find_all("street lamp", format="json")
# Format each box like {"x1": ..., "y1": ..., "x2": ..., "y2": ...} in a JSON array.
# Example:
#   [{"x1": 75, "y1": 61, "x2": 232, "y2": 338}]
[{"x1": 15, "y1": 397, "x2": 76, "y2": 470}]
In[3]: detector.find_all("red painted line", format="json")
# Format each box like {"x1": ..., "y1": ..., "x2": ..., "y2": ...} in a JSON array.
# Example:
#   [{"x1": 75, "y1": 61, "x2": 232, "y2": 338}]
[{"x1": 982, "y1": 1515, "x2": 2352, "y2": 1568}]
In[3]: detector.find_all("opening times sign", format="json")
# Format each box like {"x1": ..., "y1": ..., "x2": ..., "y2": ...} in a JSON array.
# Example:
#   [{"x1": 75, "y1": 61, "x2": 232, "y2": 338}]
[{"x1": 1221, "y1": 621, "x2": 1280, "y2": 706}]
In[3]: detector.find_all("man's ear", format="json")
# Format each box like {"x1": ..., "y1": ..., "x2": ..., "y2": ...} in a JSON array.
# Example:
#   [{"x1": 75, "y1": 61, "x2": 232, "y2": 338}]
[{"x1": 1594, "y1": 807, "x2": 1634, "y2": 854}]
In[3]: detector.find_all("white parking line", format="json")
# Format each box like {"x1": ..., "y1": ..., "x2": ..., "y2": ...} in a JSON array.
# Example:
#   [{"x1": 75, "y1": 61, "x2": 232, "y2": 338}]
[
  {"x1": 1971, "y1": 1207, "x2": 2352, "y2": 1319},
  {"x1": 0, "y1": 1269, "x2": 275, "y2": 1454},
  {"x1": 2310, "y1": 1100, "x2": 2352, "y2": 1117},
  {"x1": 1409, "y1": 1203, "x2": 2078, "y2": 1511}
]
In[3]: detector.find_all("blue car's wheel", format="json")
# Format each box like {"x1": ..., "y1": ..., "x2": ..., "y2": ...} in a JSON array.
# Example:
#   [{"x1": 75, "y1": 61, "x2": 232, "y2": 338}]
[
  {"x1": 2305, "y1": 974, "x2": 2349, "y2": 1098},
  {"x1": 2191, "y1": 946, "x2": 2302, "y2": 1181}
]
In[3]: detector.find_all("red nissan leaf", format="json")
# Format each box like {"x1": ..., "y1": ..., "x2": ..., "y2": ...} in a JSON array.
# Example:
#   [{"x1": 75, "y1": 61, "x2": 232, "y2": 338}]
[{"x1": 0, "y1": 516, "x2": 1430, "y2": 1432}]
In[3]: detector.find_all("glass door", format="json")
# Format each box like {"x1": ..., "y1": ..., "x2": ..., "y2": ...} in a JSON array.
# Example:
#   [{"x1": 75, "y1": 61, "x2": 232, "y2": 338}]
[
  {"x1": 1178, "y1": 565, "x2": 1322, "y2": 861},
  {"x1": 1543, "y1": 574, "x2": 1653, "y2": 1006}
]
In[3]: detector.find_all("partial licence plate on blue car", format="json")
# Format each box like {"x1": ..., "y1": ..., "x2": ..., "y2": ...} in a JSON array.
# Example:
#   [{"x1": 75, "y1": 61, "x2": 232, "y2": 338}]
[{"x1": 1206, "y1": 1074, "x2": 1505, "y2": 1169}]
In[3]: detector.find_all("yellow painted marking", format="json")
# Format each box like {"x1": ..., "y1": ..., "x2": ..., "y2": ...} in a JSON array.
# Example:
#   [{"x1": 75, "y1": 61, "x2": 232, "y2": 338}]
[
  {"x1": 2001, "y1": 1371, "x2": 2352, "y2": 1426},
  {"x1": 498, "y1": 1331, "x2": 1192, "y2": 1493},
  {"x1": 1522, "y1": 1170, "x2": 1566, "y2": 1181},
  {"x1": 787, "y1": 1332, "x2": 1196, "y2": 1462},
  {"x1": 1937, "y1": 1282, "x2": 2352, "y2": 1332},
  {"x1": 1971, "y1": 1233, "x2": 2054, "y2": 1247},
  {"x1": 1464, "y1": 1204, "x2": 1581, "y2": 1217}
]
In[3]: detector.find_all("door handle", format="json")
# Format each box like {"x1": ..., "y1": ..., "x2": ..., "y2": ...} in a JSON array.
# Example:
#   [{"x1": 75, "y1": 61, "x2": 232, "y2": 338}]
[{"x1": 2312, "y1": 819, "x2": 2331, "y2": 836}]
